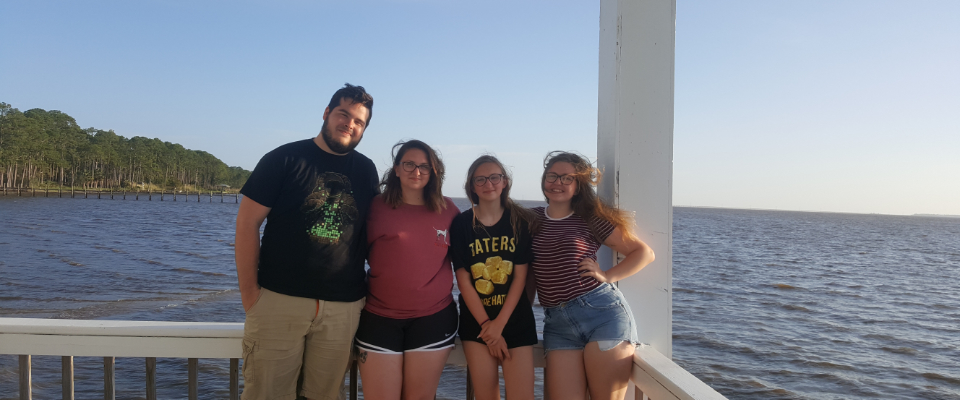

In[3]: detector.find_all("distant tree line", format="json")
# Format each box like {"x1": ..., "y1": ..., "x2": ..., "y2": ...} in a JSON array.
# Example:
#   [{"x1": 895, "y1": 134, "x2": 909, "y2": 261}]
[{"x1": 0, "y1": 102, "x2": 250, "y2": 190}]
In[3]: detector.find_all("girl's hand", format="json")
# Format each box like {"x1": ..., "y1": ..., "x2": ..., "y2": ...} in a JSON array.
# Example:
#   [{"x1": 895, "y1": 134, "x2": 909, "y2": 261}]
[
  {"x1": 577, "y1": 257, "x2": 609, "y2": 283},
  {"x1": 486, "y1": 338, "x2": 510, "y2": 361},
  {"x1": 478, "y1": 318, "x2": 505, "y2": 344}
]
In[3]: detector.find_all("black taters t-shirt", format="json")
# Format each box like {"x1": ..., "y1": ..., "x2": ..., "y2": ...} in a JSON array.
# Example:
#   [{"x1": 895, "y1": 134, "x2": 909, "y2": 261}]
[
  {"x1": 450, "y1": 208, "x2": 537, "y2": 347},
  {"x1": 240, "y1": 139, "x2": 379, "y2": 301}
]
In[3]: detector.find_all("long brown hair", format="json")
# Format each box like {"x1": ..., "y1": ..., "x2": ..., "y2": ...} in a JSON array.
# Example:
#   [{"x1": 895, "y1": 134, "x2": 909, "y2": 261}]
[
  {"x1": 540, "y1": 151, "x2": 635, "y2": 242},
  {"x1": 380, "y1": 139, "x2": 447, "y2": 213},
  {"x1": 464, "y1": 155, "x2": 538, "y2": 240}
]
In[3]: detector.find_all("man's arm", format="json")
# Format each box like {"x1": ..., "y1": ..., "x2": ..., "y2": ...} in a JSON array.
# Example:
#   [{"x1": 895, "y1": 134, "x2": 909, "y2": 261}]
[{"x1": 235, "y1": 196, "x2": 271, "y2": 312}]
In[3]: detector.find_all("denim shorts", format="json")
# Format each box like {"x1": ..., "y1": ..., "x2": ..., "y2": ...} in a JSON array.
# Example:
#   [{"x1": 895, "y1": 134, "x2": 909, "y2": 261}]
[{"x1": 542, "y1": 283, "x2": 639, "y2": 353}]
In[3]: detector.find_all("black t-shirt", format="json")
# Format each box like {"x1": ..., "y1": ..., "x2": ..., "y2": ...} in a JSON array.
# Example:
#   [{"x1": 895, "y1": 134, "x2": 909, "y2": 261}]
[
  {"x1": 450, "y1": 208, "x2": 534, "y2": 318},
  {"x1": 240, "y1": 139, "x2": 379, "y2": 301}
]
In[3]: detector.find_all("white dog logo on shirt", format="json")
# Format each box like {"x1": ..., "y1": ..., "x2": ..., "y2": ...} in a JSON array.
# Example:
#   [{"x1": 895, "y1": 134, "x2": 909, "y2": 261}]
[{"x1": 435, "y1": 228, "x2": 449, "y2": 247}]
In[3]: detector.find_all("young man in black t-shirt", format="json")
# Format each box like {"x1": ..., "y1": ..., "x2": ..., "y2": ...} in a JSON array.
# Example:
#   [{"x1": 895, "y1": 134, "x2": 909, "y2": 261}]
[{"x1": 235, "y1": 84, "x2": 379, "y2": 400}]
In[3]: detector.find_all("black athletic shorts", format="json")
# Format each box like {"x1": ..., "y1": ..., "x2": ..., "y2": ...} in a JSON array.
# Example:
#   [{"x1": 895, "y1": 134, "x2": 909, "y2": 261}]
[
  {"x1": 458, "y1": 294, "x2": 539, "y2": 349},
  {"x1": 355, "y1": 301, "x2": 459, "y2": 354}
]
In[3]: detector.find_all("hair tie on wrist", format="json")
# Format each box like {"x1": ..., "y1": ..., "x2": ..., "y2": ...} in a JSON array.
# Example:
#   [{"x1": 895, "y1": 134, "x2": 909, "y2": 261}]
[{"x1": 480, "y1": 319, "x2": 490, "y2": 326}]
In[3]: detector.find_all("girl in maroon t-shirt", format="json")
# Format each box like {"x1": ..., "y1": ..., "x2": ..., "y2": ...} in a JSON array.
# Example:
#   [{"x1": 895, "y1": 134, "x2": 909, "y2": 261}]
[
  {"x1": 354, "y1": 140, "x2": 459, "y2": 400},
  {"x1": 532, "y1": 151, "x2": 656, "y2": 400}
]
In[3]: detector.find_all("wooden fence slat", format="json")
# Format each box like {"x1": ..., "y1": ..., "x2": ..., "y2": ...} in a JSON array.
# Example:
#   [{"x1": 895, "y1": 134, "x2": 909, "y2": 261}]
[
  {"x1": 104, "y1": 356, "x2": 115, "y2": 400},
  {"x1": 146, "y1": 357, "x2": 157, "y2": 400},
  {"x1": 188, "y1": 358, "x2": 199, "y2": 400},
  {"x1": 62, "y1": 356, "x2": 74, "y2": 400},
  {"x1": 349, "y1": 360, "x2": 358, "y2": 400},
  {"x1": 19, "y1": 355, "x2": 30, "y2": 400},
  {"x1": 465, "y1": 367, "x2": 474, "y2": 400},
  {"x1": 230, "y1": 358, "x2": 239, "y2": 400}
]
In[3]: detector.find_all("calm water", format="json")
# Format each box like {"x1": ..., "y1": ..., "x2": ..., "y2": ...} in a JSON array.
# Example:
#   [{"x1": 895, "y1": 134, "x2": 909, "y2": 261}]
[{"x1": 1, "y1": 196, "x2": 958, "y2": 399}]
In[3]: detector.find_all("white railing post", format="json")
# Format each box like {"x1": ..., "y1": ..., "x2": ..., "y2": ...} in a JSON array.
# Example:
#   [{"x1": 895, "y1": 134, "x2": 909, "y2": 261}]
[
  {"x1": 349, "y1": 360, "x2": 359, "y2": 400},
  {"x1": 62, "y1": 356, "x2": 74, "y2": 400},
  {"x1": 188, "y1": 358, "x2": 199, "y2": 400},
  {"x1": 19, "y1": 355, "x2": 31, "y2": 400},
  {"x1": 465, "y1": 367, "x2": 475, "y2": 400},
  {"x1": 146, "y1": 357, "x2": 157, "y2": 400},
  {"x1": 104, "y1": 357, "x2": 115, "y2": 400},
  {"x1": 230, "y1": 358, "x2": 240, "y2": 400},
  {"x1": 598, "y1": 0, "x2": 676, "y2": 357},
  {"x1": 598, "y1": 0, "x2": 676, "y2": 395}
]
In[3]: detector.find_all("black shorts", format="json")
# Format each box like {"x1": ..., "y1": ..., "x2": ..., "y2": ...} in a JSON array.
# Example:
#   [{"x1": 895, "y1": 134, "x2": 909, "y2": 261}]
[
  {"x1": 458, "y1": 294, "x2": 539, "y2": 349},
  {"x1": 355, "y1": 301, "x2": 459, "y2": 354}
]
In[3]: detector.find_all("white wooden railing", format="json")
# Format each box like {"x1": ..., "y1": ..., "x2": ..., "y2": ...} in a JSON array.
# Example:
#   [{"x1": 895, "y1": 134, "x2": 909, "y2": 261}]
[{"x1": 0, "y1": 318, "x2": 725, "y2": 400}]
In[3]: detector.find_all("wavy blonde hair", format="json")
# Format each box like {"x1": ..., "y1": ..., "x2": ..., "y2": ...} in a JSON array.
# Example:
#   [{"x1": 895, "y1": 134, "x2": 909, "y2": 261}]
[{"x1": 541, "y1": 151, "x2": 635, "y2": 242}]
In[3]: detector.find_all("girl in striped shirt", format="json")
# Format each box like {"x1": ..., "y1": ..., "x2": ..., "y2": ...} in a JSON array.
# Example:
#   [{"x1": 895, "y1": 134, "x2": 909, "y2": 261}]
[{"x1": 531, "y1": 151, "x2": 655, "y2": 400}]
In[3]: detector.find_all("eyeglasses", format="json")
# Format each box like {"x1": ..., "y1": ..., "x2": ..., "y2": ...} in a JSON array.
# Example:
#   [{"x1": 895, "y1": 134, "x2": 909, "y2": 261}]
[
  {"x1": 473, "y1": 174, "x2": 504, "y2": 187},
  {"x1": 401, "y1": 161, "x2": 431, "y2": 175},
  {"x1": 544, "y1": 172, "x2": 576, "y2": 185}
]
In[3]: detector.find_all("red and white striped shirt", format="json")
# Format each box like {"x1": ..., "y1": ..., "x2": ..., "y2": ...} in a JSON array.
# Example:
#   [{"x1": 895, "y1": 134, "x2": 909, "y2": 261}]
[{"x1": 531, "y1": 206, "x2": 616, "y2": 307}]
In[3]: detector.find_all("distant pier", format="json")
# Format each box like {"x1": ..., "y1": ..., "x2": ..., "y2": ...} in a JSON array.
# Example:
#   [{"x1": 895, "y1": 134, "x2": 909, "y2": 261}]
[{"x1": 0, "y1": 187, "x2": 241, "y2": 203}]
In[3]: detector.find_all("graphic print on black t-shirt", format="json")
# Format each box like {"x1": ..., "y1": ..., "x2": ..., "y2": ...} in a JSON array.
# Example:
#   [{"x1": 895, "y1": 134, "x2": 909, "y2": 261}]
[
  {"x1": 451, "y1": 209, "x2": 533, "y2": 316},
  {"x1": 240, "y1": 139, "x2": 379, "y2": 301},
  {"x1": 301, "y1": 172, "x2": 359, "y2": 244}
]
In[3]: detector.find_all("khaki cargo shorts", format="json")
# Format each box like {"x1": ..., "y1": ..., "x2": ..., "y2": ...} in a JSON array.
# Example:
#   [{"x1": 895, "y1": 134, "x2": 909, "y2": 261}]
[{"x1": 241, "y1": 288, "x2": 364, "y2": 400}]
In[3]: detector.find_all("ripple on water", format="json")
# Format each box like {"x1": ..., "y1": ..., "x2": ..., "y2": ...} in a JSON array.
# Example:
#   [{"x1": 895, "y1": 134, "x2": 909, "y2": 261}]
[
  {"x1": 773, "y1": 283, "x2": 801, "y2": 290},
  {"x1": 881, "y1": 346, "x2": 919, "y2": 355},
  {"x1": 172, "y1": 267, "x2": 228, "y2": 277},
  {"x1": 922, "y1": 372, "x2": 960, "y2": 386},
  {"x1": 780, "y1": 304, "x2": 811, "y2": 312}
]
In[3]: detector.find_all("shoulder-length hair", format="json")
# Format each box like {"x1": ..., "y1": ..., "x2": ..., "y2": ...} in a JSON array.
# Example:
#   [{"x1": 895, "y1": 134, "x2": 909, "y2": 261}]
[
  {"x1": 380, "y1": 140, "x2": 447, "y2": 213},
  {"x1": 540, "y1": 151, "x2": 635, "y2": 242},
  {"x1": 464, "y1": 155, "x2": 538, "y2": 240}
]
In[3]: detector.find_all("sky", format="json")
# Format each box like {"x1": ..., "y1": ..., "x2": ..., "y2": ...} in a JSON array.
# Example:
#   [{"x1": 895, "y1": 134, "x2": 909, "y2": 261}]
[{"x1": 2, "y1": 0, "x2": 957, "y2": 216}]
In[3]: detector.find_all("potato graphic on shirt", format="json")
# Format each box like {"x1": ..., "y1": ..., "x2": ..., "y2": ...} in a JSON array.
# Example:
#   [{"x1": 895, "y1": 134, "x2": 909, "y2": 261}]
[
  {"x1": 491, "y1": 270, "x2": 508, "y2": 285},
  {"x1": 483, "y1": 256, "x2": 502, "y2": 280},
  {"x1": 470, "y1": 262, "x2": 486, "y2": 279},
  {"x1": 482, "y1": 265, "x2": 498, "y2": 281},
  {"x1": 498, "y1": 260, "x2": 514, "y2": 276},
  {"x1": 475, "y1": 279, "x2": 494, "y2": 295}
]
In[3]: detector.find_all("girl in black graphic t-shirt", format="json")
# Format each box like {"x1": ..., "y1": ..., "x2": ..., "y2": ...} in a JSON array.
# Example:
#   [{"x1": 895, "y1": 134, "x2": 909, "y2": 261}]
[{"x1": 450, "y1": 155, "x2": 538, "y2": 400}]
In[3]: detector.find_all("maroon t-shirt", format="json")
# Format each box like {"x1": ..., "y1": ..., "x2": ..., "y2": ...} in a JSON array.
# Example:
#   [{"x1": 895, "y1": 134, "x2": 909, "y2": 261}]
[{"x1": 365, "y1": 196, "x2": 459, "y2": 319}]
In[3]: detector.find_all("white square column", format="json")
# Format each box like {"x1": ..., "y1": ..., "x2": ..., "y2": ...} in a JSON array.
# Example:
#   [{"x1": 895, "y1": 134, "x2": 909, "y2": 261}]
[{"x1": 597, "y1": 0, "x2": 676, "y2": 358}]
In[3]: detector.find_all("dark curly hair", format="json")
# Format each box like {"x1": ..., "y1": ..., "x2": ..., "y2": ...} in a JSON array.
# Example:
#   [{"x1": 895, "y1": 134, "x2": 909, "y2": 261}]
[{"x1": 326, "y1": 83, "x2": 373, "y2": 126}]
